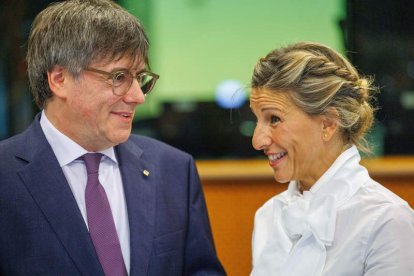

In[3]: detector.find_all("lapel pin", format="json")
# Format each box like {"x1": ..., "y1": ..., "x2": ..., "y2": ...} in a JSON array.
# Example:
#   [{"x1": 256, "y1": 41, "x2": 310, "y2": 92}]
[{"x1": 143, "y1": 169, "x2": 150, "y2": 177}]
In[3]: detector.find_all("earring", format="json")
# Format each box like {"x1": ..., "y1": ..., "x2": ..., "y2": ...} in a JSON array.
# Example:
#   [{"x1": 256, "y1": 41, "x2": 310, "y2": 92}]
[{"x1": 324, "y1": 133, "x2": 328, "y2": 139}]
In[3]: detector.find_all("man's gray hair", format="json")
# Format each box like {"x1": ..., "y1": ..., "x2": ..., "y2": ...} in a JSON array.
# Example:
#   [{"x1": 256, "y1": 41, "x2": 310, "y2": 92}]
[{"x1": 27, "y1": 0, "x2": 149, "y2": 109}]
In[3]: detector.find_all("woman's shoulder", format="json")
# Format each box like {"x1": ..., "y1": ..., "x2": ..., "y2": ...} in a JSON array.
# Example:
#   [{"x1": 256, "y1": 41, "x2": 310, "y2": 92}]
[
  {"x1": 342, "y1": 178, "x2": 414, "y2": 242},
  {"x1": 359, "y1": 183, "x2": 414, "y2": 270},
  {"x1": 340, "y1": 179, "x2": 413, "y2": 226},
  {"x1": 356, "y1": 178, "x2": 411, "y2": 208}
]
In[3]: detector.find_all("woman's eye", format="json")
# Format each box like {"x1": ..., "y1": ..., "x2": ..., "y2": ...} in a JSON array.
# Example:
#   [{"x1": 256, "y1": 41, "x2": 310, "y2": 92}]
[{"x1": 270, "y1": 115, "x2": 280, "y2": 124}]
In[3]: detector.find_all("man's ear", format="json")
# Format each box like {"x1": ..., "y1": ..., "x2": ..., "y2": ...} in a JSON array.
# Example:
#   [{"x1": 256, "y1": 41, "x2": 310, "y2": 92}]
[
  {"x1": 47, "y1": 65, "x2": 68, "y2": 99},
  {"x1": 321, "y1": 107, "x2": 340, "y2": 141}
]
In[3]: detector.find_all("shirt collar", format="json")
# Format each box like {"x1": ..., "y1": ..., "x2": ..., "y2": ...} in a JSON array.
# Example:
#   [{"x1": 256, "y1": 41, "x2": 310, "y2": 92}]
[
  {"x1": 252, "y1": 146, "x2": 370, "y2": 275},
  {"x1": 39, "y1": 110, "x2": 117, "y2": 167},
  {"x1": 285, "y1": 145, "x2": 364, "y2": 204}
]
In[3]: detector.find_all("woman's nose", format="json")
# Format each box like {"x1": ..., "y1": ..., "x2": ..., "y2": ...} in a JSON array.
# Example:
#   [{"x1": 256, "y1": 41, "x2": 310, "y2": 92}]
[{"x1": 252, "y1": 125, "x2": 272, "y2": 151}]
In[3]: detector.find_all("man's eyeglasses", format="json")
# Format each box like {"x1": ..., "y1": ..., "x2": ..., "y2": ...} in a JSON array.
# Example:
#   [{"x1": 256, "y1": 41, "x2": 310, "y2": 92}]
[{"x1": 84, "y1": 67, "x2": 159, "y2": 96}]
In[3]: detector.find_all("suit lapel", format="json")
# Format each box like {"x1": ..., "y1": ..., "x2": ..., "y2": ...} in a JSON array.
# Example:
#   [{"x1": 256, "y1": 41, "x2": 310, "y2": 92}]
[
  {"x1": 116, "y1": 140, "x2": 156, "y2": 276},
  {"x1": 17, "y1": 116, "x2": 103, "y2": 275}
]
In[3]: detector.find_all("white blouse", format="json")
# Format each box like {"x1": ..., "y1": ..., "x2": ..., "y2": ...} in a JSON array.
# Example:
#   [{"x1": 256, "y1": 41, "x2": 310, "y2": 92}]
[{"x1": 251, "y1": 146, "x2": 414, "y2": 276}]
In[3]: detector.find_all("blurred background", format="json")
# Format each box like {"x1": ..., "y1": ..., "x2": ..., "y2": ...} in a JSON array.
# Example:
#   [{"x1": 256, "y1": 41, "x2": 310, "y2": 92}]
[
  {"x1": 2, "y1": 2, "x2": 414, "y2": 275},
  {"x1": 1, "y1": 0, "x2": 414, "y2": 158}
]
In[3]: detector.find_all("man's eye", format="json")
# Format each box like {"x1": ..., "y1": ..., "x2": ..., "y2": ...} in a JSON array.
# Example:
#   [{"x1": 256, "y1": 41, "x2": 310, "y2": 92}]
[
  {"x1": 270, "y1": 115, "x2": 280, "y2": 124},
  {"x1": 113, "y1": 72, "x2": 127, "y2": 85}
]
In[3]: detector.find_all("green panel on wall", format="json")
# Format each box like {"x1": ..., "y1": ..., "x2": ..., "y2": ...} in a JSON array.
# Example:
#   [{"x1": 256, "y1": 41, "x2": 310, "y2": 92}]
[{"x1": 120, "y1": 0, "x2": 345, "y2": 118}]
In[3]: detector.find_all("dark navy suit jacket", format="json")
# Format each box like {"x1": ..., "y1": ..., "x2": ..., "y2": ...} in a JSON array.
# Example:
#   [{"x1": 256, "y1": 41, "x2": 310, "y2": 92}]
[{"x1": 0, "y1": 114, "x2": 225, "y2": 275}]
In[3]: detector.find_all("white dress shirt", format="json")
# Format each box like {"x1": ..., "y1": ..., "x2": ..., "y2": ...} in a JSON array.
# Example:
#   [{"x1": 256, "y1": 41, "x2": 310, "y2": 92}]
[
  {"x1": 251, "y1": 146, "x2": 414, "y2": 276},
  {"x1": 40, "y1": 111, "x2": 131, "y2": 273}
]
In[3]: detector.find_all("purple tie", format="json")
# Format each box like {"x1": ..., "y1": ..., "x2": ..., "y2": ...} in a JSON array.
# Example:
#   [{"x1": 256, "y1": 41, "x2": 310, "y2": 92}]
[{"x1": 82, "y1": 153, "x2": 127, "y2": 276}]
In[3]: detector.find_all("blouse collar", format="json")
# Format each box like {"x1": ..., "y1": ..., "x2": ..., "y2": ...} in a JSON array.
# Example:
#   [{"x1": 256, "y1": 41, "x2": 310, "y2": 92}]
[{"x1": 252, "y1": 145, "x2": 370, "y2": 276}]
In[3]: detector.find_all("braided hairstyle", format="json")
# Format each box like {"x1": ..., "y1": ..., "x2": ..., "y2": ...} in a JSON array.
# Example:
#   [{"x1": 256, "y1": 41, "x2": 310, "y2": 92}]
[{"x1": 251, "y1": 42, "x2": 377, "y2": 153}]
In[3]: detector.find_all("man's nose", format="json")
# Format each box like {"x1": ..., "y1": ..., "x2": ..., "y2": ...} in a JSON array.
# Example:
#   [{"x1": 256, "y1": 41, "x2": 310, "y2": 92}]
[{"x1": 124, "y1": 78, "x2": 145, "y2": 104}]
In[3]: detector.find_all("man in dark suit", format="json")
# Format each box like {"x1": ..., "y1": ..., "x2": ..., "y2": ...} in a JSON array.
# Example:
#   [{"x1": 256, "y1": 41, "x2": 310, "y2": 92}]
[{"x1": 0, "y1": 0, "x2": 225, "y2": 275}]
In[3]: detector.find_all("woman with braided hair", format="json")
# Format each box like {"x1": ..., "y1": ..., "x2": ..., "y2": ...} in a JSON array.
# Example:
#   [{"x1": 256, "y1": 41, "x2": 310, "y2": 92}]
[{"x1": 249, "y1": 42, "x2": 414, "y2": 276}]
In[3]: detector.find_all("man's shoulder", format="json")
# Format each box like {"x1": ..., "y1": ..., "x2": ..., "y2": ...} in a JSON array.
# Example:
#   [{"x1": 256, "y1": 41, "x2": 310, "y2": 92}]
[
  {"x1": 0, "y1": 132, "x2": 24, "y2": 153},
  {"x1": 0, "y1": 115, "x2": 40, "y2": 155},
  {"x1": 0, "y1": 132, "x2": 29, "y2": 173}
]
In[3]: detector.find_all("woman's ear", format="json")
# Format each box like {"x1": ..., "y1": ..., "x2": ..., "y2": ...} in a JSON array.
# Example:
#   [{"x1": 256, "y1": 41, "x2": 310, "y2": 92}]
[
  {"x1": 321, "y1": 107, "x2": 340, "y2": 141},
  {"x1": 47, "y1": 65, "x2": 68, "y2": 99}
]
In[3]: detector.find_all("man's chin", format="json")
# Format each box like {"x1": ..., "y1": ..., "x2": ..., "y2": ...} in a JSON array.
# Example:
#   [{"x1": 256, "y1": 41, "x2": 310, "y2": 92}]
[{"x1": 109, "y1": 131, "x2": 131, "y2": 145}]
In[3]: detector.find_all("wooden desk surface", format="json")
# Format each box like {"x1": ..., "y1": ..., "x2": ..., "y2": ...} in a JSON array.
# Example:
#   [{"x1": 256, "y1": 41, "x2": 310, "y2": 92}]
[
  {"x1": 196, "y1": 156, "x2": 414, "y2": 276},
  {"x1": 196, "y1": 156, "x2": 414, "y2": 180}
]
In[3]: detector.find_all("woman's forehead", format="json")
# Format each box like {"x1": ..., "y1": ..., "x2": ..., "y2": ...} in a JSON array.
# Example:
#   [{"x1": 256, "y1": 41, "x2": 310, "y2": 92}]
[{"x1": 250, "y1": 88, "x2": 293, "y2": 107}]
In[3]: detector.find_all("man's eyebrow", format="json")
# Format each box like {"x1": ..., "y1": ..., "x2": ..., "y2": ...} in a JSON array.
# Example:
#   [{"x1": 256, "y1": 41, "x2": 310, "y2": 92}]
[
  {"x1": 108, "y1": 67, "x2": 129, "y2": 72},
  {"x1": 108, "y1": 67, "x2": 147, "y2": 74}
]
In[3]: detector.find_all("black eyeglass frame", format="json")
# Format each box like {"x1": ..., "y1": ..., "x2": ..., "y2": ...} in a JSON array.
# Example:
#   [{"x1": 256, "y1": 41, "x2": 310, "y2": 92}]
[{"x1": 84, "y1": 67, "x2": 159, "y2": 96}]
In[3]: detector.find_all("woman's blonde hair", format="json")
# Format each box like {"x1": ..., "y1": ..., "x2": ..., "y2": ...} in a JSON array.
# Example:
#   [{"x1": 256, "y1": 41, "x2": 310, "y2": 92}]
[{"x1": 251, "y1": 42, "x2": 377, "y2": 153}]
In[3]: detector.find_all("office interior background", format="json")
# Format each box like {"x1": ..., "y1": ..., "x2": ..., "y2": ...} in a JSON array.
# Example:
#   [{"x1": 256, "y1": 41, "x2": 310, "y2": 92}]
[
  {"x1": 1, "y1": 1, "x2": 414, "y2": 275},
  {"x1": 2, "y1": 0, "x2": 414, "y2": 158}
]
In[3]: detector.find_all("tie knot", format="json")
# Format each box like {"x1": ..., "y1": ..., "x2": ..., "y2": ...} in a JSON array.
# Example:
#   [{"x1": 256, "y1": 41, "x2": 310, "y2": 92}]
[{"x1": 81, "y1": 153, "x2": 103, "y2": 175}]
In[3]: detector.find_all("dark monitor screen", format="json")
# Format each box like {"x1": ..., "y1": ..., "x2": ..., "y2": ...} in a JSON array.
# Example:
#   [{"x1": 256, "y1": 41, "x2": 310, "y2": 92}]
[
  {"x1": 345, "y1": 0, "x2": 414, "y2": 154},
  {"x1": 132, "y1": 101, "x2": 262, "y2": 159}
]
